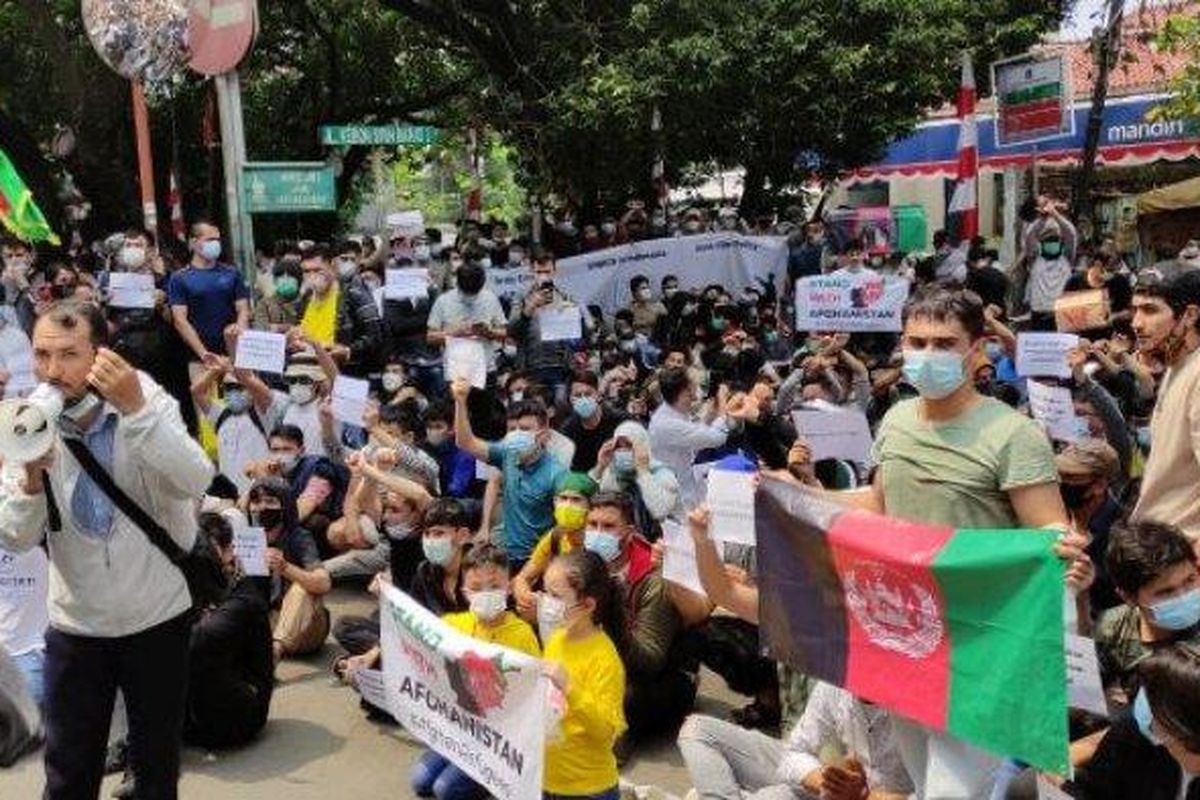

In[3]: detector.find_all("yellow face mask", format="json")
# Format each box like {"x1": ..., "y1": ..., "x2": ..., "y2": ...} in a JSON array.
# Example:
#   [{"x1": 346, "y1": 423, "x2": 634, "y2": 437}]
[{"x1": 553, "y1": 502, "x2": 588, "y2": 532}]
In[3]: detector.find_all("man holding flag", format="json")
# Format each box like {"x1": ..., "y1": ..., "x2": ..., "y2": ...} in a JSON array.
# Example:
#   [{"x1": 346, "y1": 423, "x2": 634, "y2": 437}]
[{"x1": 791, "y1": 285, "x2": 1090, "y2": 797}]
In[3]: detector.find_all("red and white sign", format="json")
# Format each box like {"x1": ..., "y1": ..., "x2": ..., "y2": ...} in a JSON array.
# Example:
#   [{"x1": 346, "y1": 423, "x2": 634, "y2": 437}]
[{"x1": 188, "y1": 0, "x2": 258, "y2": 76}]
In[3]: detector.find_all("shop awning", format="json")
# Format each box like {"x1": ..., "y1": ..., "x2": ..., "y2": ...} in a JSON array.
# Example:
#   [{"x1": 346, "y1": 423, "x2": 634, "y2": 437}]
[
  {"x1": 848, "y1": 94, "x2": 1200, "y2": 183},
  {"x1": 1138, "y1": 175, "x2": 1200, "y2": 214}
]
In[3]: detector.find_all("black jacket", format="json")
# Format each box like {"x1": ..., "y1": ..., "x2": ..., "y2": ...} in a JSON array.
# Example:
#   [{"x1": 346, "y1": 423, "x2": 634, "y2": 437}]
[{"x1": 299, "y1": 276, "x2": 384, "y2": 376}]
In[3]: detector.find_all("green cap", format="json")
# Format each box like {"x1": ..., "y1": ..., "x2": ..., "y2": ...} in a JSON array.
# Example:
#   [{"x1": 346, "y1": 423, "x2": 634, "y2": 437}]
[{"x1": 556, "y1": 471, "x2": 598, "y2": 498}]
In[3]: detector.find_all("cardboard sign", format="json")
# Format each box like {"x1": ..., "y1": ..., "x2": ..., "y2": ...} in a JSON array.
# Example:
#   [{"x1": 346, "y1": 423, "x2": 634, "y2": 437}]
[{"x1": 1054, "y1": 290, "x2": 1109, "y2": 333}]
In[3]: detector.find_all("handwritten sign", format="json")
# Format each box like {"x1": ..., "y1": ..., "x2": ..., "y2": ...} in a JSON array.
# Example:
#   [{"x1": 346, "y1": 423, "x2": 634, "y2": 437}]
[
  {"x1": 794, "y1": 274, "x2": 909, "y2": 333},
  {"x1": 445, "y1": 337, "x2": 488, "y2": 389},
  {"x1": 385, "y1": 267, "x2": 430, "y2": 301},
  {"x1": 107, "y1": 272, "x2": 156, "y2": 309},
  {"x1": 537, "y1": 306, "x2": 583, "y2": 342},
  {"x1": 1016, "y1": 332, "x2": 1079, "y2": 379},
  {"x1": 661, "y1": 519, "x2": 707, "y2": 598},
  {"x1": 234, "y1": 330, "x2": 287, "y2": 374},
  {"x1": 331, "y1": 375, "x2": 370, "y2": 426},
  {"x1": 1065, "y1": 633, "x2": 1107, "y2": 717},
  {"x1": 233, "y1": 525, "x2": 268, "y2": 577},
  {"x1": 706, "y1": 469, "x2": 756, "y2": 546},
  {"x1": 791, "y1": 405, "x2": 873, "y2": 464},
  {"x1": 1054, "y1": 290, "x2": 1109, "y2": 333},
  {"x1": 1027, "y1": 380, "x2": 1085, "y2": 442}
]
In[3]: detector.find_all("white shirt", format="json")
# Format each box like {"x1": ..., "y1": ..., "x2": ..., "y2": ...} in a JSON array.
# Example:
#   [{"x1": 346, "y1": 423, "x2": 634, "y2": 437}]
[
  {"x1": 273, "y1": 391, "x2": 327, "y2": 459},
  {"x1": 0, "y1": 545, "x2": 48, "y2": 655},
  {"x1": 207, "y1": 399, "x2": 274, "y2": 495},
  {"x1": 0, "y1": 373, "x2": 213, "y2": 637},
  {"x1": 647, "y1": 402, "x2": 730, "y2": 509},
  {"x1": 0, "y1": 319, "x2": 35, "y2": 398}
]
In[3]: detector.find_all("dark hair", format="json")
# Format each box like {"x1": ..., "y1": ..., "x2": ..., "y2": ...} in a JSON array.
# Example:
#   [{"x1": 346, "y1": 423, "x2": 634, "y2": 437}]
[
  {"x1": 423, "y1": 400, "x2": 453, "y2": 427},
  {"x1": 334, "y1": 239, "x2": 362, "y2": 257},
  {"x1": 1163, "y1": 271, "x2": 1200, "y2": 331},
  {"x1": 247, "y1": 476, "x2": 300, "y2": 533},
  {"x1": 456, "y1": 262, "x2": 486, "y2": 293},
  {"x1": 299, "y1": 243, "x2": 331, "y2": 262},
  {"x1": 378, "y1": 402, "x2": 418, "y2": 435},
  {"x1": 630, "y1": 274, "x2": 650, "y2": 292},
  {"x1": 1140, "y1": 644, "x2": 1200, "y2": 753},
  {"x1": 197, "y1": 511, "x2": 234, "y2": 550},
  {"x1": 570, "y1": 369, "x2": 599, "y2": 391},
  {"x1": 35, "y1": 300, "x2": 110, "y2": 348},
  {"x1": 659, "y1": 366, "x2": 692, "y2": 405},
  {"x1": 1106, "y1": 521, "x2": 1196, "y2": 596},
  {"x1": 551, "y1": 550, "x2": 626, "y2": 648},
  {"x1": 205, "y1": 473, "x2": 240, "y2": 502},
  {"x1": 269, "y1": 424, "x2": 305, "y2": 449},
  {"x1": 507, "y1": 397, "x2": 548, "y2": 425},
  {"x1": 423, "y1": 498, "x2": 472, "y2": 530},
  {"x1": 901, "y1": 285, "x2": 986, "y2": 340},
  {"x1": 124, "y1": 228, "x2": 157, "y2": 248},
  {"x1": 190, "y1": 220, "x2": 219, "y2": 239},
  {"x1": 462, "y1": 543, "x2": 509, "y2": 574},
  {"x1": 531, "y1": 247, "x2": 556, "y2": 265},
  {"x1": 588, "y1": 490, "x2": 634, "y2": 526},
  {"x1": 661, "y1": 274, "x2": 678, "y2": 289}
]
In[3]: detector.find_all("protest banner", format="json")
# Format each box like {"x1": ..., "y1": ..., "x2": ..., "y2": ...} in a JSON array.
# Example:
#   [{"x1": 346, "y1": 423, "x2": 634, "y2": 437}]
[
  {"x1": 1054, "y1": 290, "x2": 1109, "y2": 333},
  {"x1": 486, "y1": 266, "x2": 535, "y2": 307},
  {"x1": 755, "y1": 477, "x2": 1069, "y2": 774},
  {"x1": 555, "y1": 233, "x2": 786, "y2": 314},
  {"x1": 794, "y1": 273, "x2": 910, "y2": 333},
  {"x1": 1016, "y1": 333, "x2": 1079, "y2": 379},
  {"x1": 380, "y1": 585, "x2": 547, "y2": 800}
]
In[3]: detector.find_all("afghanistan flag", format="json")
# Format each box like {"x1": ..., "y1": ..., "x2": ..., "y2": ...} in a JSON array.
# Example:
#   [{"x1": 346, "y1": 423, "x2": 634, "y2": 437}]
[
  {"x1": 0, "y1": 147, "x2": 59, "y2": 245},
  {"x1": 756, "y1": 477, "x2": 1068, "y2": 774}
]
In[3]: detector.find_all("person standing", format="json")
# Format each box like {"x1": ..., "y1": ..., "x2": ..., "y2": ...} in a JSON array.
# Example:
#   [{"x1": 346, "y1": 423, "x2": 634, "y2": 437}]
[
  {"x1": 167, "y1": 222, "x2": 250, "y2": 367},
  {"x1": 507, "y1": 249, "x2": 594, "y2": 399},
  {"x1": 1024, "y1": 196, "x2": 1077, "y2": 331},
  {"x1": 0, "y1": 301, "x2": 213, "y2": 799}
]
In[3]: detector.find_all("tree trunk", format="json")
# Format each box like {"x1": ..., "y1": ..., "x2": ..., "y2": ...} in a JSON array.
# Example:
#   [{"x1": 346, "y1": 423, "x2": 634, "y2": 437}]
[{"x1": 1074, "y1": 0, "x2": 1124, "y2": 230}]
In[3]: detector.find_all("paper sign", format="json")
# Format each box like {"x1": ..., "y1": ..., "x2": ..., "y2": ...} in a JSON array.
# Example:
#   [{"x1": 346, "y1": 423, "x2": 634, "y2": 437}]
[
  {"x1": 107, "y1": 272, "x2": 156, "y2": 309},
  {"x1": 444, "y1": 337, "x2": 488, "y2": 389},
  {"x1": 1027, "y1": 380, "x2": 1084, "y2": 442},
  {"x1": 234, "y1": 330, "x2": 287, "y2": 374},
  {"x1": 331, "y1": 375, "x2": 370, "y2": 426},
  {"x1": 1065, "y1": 633, "x2": 1107, "y2": 717},
  {"x1": 233, "y1": 525, "x2": 268, "y2": 577},
  {"x1": 1016, "y1": 332, "x2": 1079, "y2": 379},
  {"x1": 537, "y1": 306, "x2": 583, "y2": 342},
  {"x1": 1036, "y1": 777, "x2": 1073, "y2": 800},
  {"x1": 385, "y1": 267, "x2": 430, "y2": 301},
  {"x1": 1054, "y1": 290, "x2": 1109, "y2": 333},
  {"x1": 353, "y1": 667, "x2": 391, "y2": 712},
  {"x1": 661, "y1": 519, "x2": 707, "y2": 598},
  {"x1": 792, "y1": 405, "x2": 873, "y2": 464},
  {"x1": 386, "y1": 210, "x2": 425, "y2": 233},
  {"x1": 794, "y1": 274, "x2": 910, "y2": 333},
  {"x1": 475, "y1": 460, "x2": 498, "y2": 481},
  {"x1": 706, "y1": 469, "x2": 756, "y2": 546}
]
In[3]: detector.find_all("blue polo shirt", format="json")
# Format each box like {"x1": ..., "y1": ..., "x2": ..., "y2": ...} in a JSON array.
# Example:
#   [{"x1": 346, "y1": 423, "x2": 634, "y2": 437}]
[
  {"x1": 487, "y1": 442, "x2": 566, "y2": 561},
  {"x1": 166, "y1": 262, "x2": 249, "y2": 354}
]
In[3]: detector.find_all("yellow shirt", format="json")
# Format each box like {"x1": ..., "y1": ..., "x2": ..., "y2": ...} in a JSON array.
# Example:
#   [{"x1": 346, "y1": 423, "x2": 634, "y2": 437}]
[
  {"x1": 442, "y1": 610, "x2": 542, "y2": 657},
  {"x1": 526, "y1": 529, "x2": 582, "y2": 576},
  {"x1": 542, "y1": 628, "x2": 626, "y2": 796},
  {"x1": 300, "y1": 283, "x2": 339, "y2": 345}
]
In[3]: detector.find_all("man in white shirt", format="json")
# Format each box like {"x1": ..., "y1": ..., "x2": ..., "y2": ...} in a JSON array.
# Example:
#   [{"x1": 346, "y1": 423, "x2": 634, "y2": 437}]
[
  {"x1": 648, "y1": 367, "x2": 731, "y2": 508},
  {"x1": 0, "y1": 301, "x2": 212, "y2": 798}
]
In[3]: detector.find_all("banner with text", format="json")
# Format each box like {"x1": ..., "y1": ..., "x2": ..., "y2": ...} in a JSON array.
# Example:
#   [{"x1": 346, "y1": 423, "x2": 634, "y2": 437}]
[
  {"x1": 795, "y1": 273, "x2": 911, "y2": 332},
  {"x1": 554, "y1": 233, "x2": 787, "y2": 314},
  {"x1": 380, "y1": 586, "x2": 547, "y2": 800}
]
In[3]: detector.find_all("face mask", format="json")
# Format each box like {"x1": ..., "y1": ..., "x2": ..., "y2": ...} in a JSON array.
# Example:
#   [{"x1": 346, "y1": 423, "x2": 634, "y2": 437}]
[
  {"x1": 584, "y1": 528, "x2": 623, "y2": 563},
  {"x1": 763, "y1": 330, "x2": 779, "y2": 344},
  {"x1": 684, "y1": 221, "x2": 702, "y2": 233},
  {"x1": 1040, "y1": 240, "x2": 1063, "y2": 259},
  {"x1": 362, "y1": 274, "x2": 382, "y2": 293},
  {"x1": 289, "y1": 383, "x2": 316, "y2": 405},
  {"x1": 1137, "y1": 426, "x2": 1152, "y2": 450},
  {"x1": 304, "y1": 273, "x2": 332, "y2": 295},
  {"x1": 275, "y1": 275, "x2": 300, "y2": 300},
  {"x1": 381, "y1": 373, "x2": 405, "y2": 393},
  {"x1": 119, "y1": 246, "x2": 146, "y2": 270},
  {"x1": 384, "y1": 521, "x2": 415, "y2": 540},
  {"x1": 601, "y1": 223, "x2": 617, "y2": 237},
  {"x1": 479, "y1": 257, "x2": 493, "y2": 269},
  {"x1": 1133, "y1": 688, "x2": 1161, "y2": 745},
  {"x1": 901, "y1": 349, "x2": 967, "y2": 400},
  {"x1": 449, "y1": 258, "x2": 465, "y2": 271},
  {"x1": 502, "y1": 344, "x2": 518, "y2": 359},
  {"x1": 711, "y1": 318, "x2": 727, "y2": 332},
  {"x1": 508, "y1": 390, "x2": 524, "y2": 403},
  {"x1": 253, "y1": 508, "x2": 284, "y2": 531},
  {"x1": 1147, "y1": 588, "x2": 1200, "y2": 631},
  {"x1": 635, "y1": 288, "x2": 651, "y2": 302},
  {"x1": 504, "y1": 429, "x2": 538, "y2": 459},
  {"x1": 199, "y1": 240, "x2": 222, "y2": 262},
  {"x1": 422, "y1": 536, "x2": 455, "y2": 567},
  {"x1": 554, "y1": 502, "x2": 588, "y2": 532},
  {"x1": 571, "y1": 395, "x2": 598, "y2": 419},
  {"x1": 224, "y1": 388, "x2": 251, "y2": 415},
  {"x1": 275, "y1": 453, "x2": 300, "y2": 474},
  {"x1": 413, "y1": 245, "x2": 432, "y2": 262},
  {"x1": 537, "y1": 593, "x2": 569, "y2": 641},
  {"x1": 426, "y1": 429, "x2": 448, "y2": 447},
  {"x1": 664, "y1": 287, "x2": 678, "y2": 299},
  {"x1": 335, "y1": 258, "x2": 357, "y2": 278},
  {"x1": 468, "y1": 589, "x2": 508, "y2": 621},
  {"x1": 620, "y1": 339, "x2": 639, "y2": 354},
  {"x1": 612, "y1": 449, "x2": 636, "y2": 475}
]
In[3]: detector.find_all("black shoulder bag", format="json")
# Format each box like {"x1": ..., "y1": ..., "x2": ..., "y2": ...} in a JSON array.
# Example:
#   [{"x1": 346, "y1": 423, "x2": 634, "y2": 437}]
[{"x1": 54, "y1": 437, "x2": 224, "y2": 612}]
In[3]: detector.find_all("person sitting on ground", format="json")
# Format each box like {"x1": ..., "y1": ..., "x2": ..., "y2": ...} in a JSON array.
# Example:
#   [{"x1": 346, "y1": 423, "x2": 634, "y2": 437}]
[
  {"x1": 190, "y1": 357, "x2": 280, "y2": 495},
  {"x1": 421, "y1": 400, "x2": 478, "y2": 499},
  {"x1": 677, "y1": 680, "x2": 914, "y2": 800},
  {"x1": 410, "y1": 545, "x2": 540, "y2": 800},
  {"x1": 589, "y1": 420, "x2": 680, "y2": 542},
  {"x1": 184, "y1": 513, "x2": 273, "y2": 749},
  {"x1": 559, "y1": 369, "x2": 626, "y2": 472},
  {"x1": 512, "y1": 471, "x2": 597, "y2": 620},
  {"x1": 246, "y1": 478, "x2": 332, "y2": 664},
  {"x1": 321, "y1": 453, "x2": 392, "y2": 584}
]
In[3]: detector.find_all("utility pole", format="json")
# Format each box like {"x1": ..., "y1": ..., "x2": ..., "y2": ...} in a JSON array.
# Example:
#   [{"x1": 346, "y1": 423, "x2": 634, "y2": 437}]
[{"x1": 1074, "y1": 0, "x2": 1125, "y2": 232}]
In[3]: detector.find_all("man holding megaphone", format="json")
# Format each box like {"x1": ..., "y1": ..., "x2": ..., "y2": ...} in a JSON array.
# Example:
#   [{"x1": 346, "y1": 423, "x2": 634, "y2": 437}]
[{"x1": 0, "y1": 300, "x2": 213, "y2": 799}]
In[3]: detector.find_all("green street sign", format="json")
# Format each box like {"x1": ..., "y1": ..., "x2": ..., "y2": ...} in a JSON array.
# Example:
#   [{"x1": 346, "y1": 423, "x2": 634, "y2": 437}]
[
  {"x1": 242, "y1": 162, "x2": 336, "y2": 214},
  {"x1": 319, "y1": 123, "x2": 440, "y2": 147}
]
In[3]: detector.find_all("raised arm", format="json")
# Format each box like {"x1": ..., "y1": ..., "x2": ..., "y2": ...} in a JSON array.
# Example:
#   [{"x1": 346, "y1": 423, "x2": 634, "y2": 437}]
[{"x1": 450, "y1": 377, "x2": 490, "y2": 461}]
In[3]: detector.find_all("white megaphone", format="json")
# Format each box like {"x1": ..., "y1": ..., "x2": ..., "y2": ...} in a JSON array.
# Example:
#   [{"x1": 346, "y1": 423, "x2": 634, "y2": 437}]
[{"x1": 0, "y1": 383, "x2": 63, "y2": 464}]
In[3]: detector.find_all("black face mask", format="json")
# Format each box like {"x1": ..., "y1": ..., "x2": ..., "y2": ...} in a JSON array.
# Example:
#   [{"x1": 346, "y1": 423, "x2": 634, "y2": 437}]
[
  {"x1": 1059, "y1": 482, "x2": 1092, "y2": 511},
  {"x1": 254, "y1": 508, "x2": 284, "y2": 531}
]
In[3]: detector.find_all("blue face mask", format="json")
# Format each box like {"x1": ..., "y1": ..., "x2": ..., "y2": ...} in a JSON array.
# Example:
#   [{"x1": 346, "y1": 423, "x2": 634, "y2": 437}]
[
  {"x1": 1137, "y1": 426, "x2": 1152, "y2": 450},
  {"x1": 504, "y1": 430, "x2": 538, "y2": 459},
  {"x1": 422, "y1": 536, "x2": 455, "y2": 567},
  {"x1": 984, "y1": 342, "x2": 1005, "y2": 362},
  {"x1": 1133, "y1": 688, "x2": 1162, "y2": 745},
  {"x1": 224, "y1": 389, "x2": 250, "y2": 415},
  {"x1": 199, "y1": 239, "x2": 222, "y2": 262},
  {"x1": 1147, "y1": 587, "x2": 1200, "y2": 631},
  {"x1": 612, "y1": 449, "x2": 636, "y2": 475},
  {"x1": 572, "y1": 396, "x2": 598, "y2": 420},
  {"x1": 901, "y1": 349, "x2": 967, "y2": 400},
  {"x1": 584, "y1": 528, "x2": 622, "y2": 563}
]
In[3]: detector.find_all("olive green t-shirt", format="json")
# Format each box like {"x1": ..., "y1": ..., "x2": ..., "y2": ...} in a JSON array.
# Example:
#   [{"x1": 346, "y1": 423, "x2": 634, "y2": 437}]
[{"x1": 871, "y1": 397, "x2": 1058, "y2": 529}]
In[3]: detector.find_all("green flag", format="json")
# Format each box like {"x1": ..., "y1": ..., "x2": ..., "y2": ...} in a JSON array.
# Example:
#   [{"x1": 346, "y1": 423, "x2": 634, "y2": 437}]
[{"x1": 0, "y1": 147, "x2": 59, "y2": 245}]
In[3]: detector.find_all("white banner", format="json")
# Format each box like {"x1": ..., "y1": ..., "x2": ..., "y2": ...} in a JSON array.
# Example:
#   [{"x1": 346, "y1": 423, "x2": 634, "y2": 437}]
[
  {"x1": 794, "y1": 273, "x2": 910, "y2": 333},
  {"x1": 486, "y1": 265, "x2": 536, "y2": 307},
  {"x1": 380, "y1": 586, "x2": 547, "y2": 800},
  {"x1": 555, "y1": 233, "x2": 787, "y2": 314}
]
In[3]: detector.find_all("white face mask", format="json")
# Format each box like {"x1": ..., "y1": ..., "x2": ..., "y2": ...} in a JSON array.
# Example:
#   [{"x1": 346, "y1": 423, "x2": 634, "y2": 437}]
[
  {"x1": 336, "y1": 257, "x2": 358, "y2": 278},
  {"x1": 119, "y1": 246, "x2": 147, "y2": 271},
  {"x1": 289, "y1": 383, "x2": 316, "y2": 405},
  {"x1": 381, "y1": 372, "x2": 405, "y2": 393},
  {"x1": 413, "y1": 245, "x2": 432, "y2": 262},
  {"x1": 537, "y1": 593, "x2": 569, "y2": 642},
  {"x1": 468, "y1": 589, "x2": 508, "y2": 622}
]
